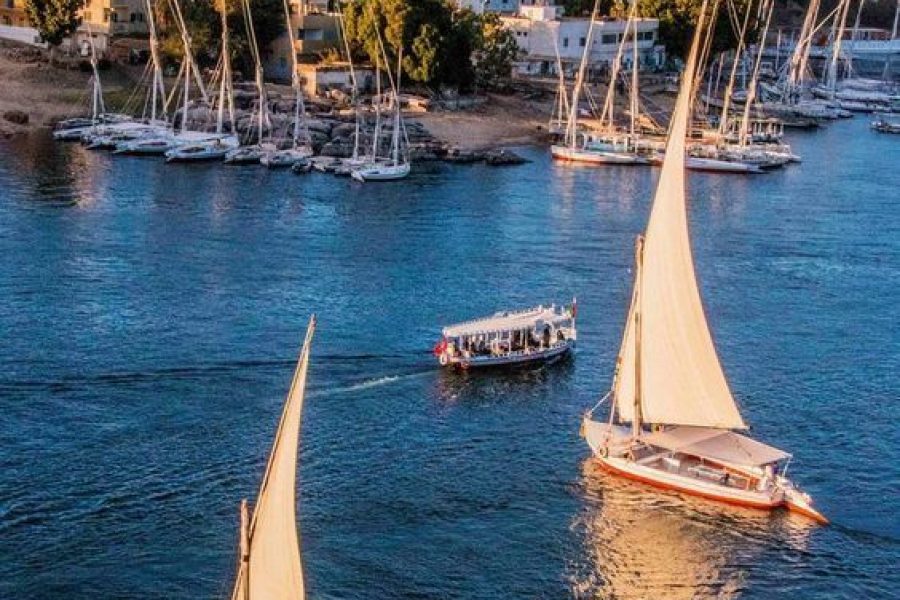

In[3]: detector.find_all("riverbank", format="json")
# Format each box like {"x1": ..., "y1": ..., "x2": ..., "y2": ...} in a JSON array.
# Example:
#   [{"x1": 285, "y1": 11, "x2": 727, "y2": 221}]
[{"x1": 0, "y1": 40, "x2": 552, "y2": 151}]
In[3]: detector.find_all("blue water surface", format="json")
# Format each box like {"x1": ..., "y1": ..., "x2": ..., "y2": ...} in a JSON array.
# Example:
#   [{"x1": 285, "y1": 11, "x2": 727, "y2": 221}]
[{"x1": 0, "y1": 117, "x2": 897, "y2": 598}]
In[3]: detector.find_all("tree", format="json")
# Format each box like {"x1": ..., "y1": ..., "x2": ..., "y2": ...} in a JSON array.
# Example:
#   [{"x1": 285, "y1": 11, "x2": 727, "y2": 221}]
[
  {"x1": 24, "y1": 0, "x2": 83, "y2": 56},
  {"x1": 157, "y1": 0, "x2": 285, "y2": 77},
  {"x1": 343, "y1": 0, "x2": 454, "y2": 86},
  {"x1": 634, "y1": 0, "x2": 758, "y2": 60},
  {"x1": 473, "y1": 12, "x2": 518, "y2": 91}
]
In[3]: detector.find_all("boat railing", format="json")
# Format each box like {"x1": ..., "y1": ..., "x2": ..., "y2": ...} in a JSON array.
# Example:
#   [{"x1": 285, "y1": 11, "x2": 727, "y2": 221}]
[{"x1": 463, "y1": 339, "x2": 571, "y2": 361}]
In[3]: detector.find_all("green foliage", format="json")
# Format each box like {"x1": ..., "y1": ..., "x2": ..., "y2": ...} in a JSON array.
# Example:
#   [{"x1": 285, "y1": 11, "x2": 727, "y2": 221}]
[
  {"x1": 24, "y1": 0, "x2": 83, "y2": 48},
  {"x1": 632, "y1": 0, "x2": 758, "y2": 60},
  {"x1": 342, "y1": 0, "x2": 516, "y2": 91},
  {"x1": 157, "y1": 0, "x2": 285, "y2": 76},
  {"x1": 473, "y1": 12, "x2": 518, "y2": 90},
  {"x1": 561, "y1": 0, "x2": 616, "y2": 17}
]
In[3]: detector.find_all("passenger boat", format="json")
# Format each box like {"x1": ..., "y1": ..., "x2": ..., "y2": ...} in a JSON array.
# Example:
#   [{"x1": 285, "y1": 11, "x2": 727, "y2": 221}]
[
  {"x1": 434, "y1": 302, "x2": 577, "y2": 369},
  {"x1": 580, "y1": 3, "x2": 827, "y2": 525},
  {"x1": 872, "y1": 113, "x2": 900, "y2": 134},
  {"x1": 228, "y1": 316, "x2": 315, "y2": 599}
]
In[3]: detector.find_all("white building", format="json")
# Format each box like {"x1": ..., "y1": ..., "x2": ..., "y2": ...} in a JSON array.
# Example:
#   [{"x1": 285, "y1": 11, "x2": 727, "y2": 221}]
[
  {"x1": 455, "y1": 0, "x2": 527, "y2": 15},
  {"x1": 502, "y1": 3, "x2": 666, "y2": 78}
]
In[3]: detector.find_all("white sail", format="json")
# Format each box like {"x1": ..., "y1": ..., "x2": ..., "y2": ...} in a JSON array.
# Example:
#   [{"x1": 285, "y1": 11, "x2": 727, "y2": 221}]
[
  {"x1": 613, "y1": 8, "x2": 746, "y2": 431},
  {"x1": 231, "y1": 316, "x2": 316, "y2": 600}
]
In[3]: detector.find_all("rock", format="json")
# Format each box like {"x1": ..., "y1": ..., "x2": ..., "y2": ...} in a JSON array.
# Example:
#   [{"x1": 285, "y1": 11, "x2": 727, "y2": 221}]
[
  {"x1": 444, "y1": 147, "x2": 484, "y2": 164},
  {"x1": 484, "y1": 149, "x2": 527, "y2": 166},
  {"x1": 3, "y1": 110, "x2": 29, "y2": 125},
  {"x1": 319, "y1": 140, "x2": 352, "y2": 158}
]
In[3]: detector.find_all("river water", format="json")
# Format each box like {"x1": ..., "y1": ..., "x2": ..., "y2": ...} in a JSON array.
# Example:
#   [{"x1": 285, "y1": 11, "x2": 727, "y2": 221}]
[{"x1": 1, "y1": 118, "x2": 897, "y2": 598}]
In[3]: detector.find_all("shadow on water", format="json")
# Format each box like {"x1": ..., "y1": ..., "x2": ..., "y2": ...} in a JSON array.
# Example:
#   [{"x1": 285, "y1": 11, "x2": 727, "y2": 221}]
[{"x1": 434, "y1": 354, "x2": 576, "y2": 406}]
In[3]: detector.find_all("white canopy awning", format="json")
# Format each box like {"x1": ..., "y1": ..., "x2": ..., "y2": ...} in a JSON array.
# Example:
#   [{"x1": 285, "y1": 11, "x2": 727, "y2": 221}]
[
  {"x1": 442, "y1": 305, "x2": 572, "y2": 338},
  {"x1": 640, "y1": 426, "x2": 790, "y2": 467}
]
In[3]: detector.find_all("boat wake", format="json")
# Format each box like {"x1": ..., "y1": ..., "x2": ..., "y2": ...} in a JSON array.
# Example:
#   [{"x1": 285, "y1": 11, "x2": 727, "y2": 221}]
[{"x1": 312, "y1": 371, "x2": 431, "y2": 398}]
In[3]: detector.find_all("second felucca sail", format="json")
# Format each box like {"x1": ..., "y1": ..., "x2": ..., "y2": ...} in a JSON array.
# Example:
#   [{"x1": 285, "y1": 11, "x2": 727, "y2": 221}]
[
  {"x1": 231, "y1": 315, "x2": 316, "y2": 600},
  {"x1": 582, "y1": 0, "x2": 826, "y2": 524}
]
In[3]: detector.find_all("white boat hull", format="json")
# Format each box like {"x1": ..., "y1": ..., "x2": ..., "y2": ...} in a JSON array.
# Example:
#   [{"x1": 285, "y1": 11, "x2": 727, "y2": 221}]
[
  {"x1": 687, "y1": 156, "x2": 762, "y2": 174},
  {"x1": 551, "y1": 145, "x2": 652, "y2": 165},
  {"x1": 351, "y1": 163, "x2": 411, "y2": 181},
  {"x1": 441, "y1": 340, "x2": 574, "y2": 369}
]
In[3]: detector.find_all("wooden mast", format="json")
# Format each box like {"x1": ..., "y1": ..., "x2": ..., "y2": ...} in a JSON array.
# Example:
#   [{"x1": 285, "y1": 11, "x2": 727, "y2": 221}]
[{"x1": 632, "y1": 234, "x2": 644, "y2": 439}]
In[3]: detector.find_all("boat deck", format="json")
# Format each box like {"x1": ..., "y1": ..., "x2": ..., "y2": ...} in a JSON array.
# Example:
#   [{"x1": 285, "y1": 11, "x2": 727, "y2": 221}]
[{"x1": 631, "y1": 446, "x2": 760, "y2": 493}]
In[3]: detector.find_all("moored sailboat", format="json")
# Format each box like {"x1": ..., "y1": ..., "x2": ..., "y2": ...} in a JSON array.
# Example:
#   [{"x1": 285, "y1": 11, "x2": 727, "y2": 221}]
[
  {"x1": 580, "y1": 2, "x2": 827, "y2": 525},
  {"x1": 229, "y1": 315, "x2": 316, "y2": 600}
]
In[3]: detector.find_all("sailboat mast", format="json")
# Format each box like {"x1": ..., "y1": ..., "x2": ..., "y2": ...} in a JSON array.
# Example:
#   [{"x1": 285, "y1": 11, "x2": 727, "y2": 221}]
[
  {"x1": 632, "y1": 234, "x2": 645, "y2": 439},
  {"x1": 372, "y1": 54, "x2": 381, "y2": 160},
  {"x1": 282, "y1": 0, "x2": 307, "y2": 148},
  {"x1": 392, "y1": 47, "x2": 403, "y2": 166},
  {"x1": 739, "y1": 0, "x2": 774, "y2": 147},
  {"x1": 145, "y1": 0, "x2": 164, "y2": 123},
  {"x1": 336, "y1": 11, "x2": 361, "y2": 160},
  {"x1": 893, "y1": 0, "x2": 899, "y2": 39},
  {"x1": 566, "y1": 0, "x2": 601, "y2": 147},
  {"x1": 719, "y1": 0, "x2": 755, "y2": 137},
  {"x1": 848, "y1": 0, "x2": 865, "y2": 78},
  {"x1": 217, "y1": 0, "x2": 229, "y2": 134},
  {"x1": 239, "y1": 499, "x2": 250, "y2": 600},
  {"x1": 828, "y1": 0, "x2": 852, "y2": 93},
  {"x1": 630, "y1": 13, "x2": 639, "y2": 141}
]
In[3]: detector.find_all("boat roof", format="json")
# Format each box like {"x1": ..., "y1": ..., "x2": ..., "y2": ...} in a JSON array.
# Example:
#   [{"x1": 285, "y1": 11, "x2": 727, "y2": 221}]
[
  {"x1": 641, "y1": 426, "x2": 790, "y2": 467},
  {"x1": 442, "y1": 305, "x2": 571, "y2": 338}
]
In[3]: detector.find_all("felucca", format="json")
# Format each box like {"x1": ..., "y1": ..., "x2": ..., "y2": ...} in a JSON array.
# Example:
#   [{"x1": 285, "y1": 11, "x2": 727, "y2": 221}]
[
  {"x1": 230, "y1": 315, "x2": 316, "y2": 600},
  {"x1": 261, "y1": 0, "x2": 315, "y2": 168},
  {"x1": 351, "y1": 28, "x2": 410, "y2": 182},
  {"x1": 580, "y1": 3, "x2": 827, "y2": 525}
]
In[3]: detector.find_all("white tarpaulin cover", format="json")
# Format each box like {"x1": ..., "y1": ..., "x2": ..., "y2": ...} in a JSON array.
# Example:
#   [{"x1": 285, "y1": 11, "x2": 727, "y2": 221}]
[
  {"x1": 641, "y1": 426, "x2": 790, "y2": 467},
  {"x1": 612, "y1": 12, "x2": 747, "y2": 431}
]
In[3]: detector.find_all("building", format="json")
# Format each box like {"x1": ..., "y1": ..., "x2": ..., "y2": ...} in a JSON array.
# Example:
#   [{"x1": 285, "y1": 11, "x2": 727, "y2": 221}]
[
  {"x1": 0, "y1": 0, "x2": 28, "y2": 28},
  {"x1": 0, "y1": 0, "x2": 148, "y2": 55},
  {"x1": 265, "y1": 0, "x2": 342, "y2": 82},
  {"x1": 296, "y1": 62, "x2": 374, "y2": 97},
  {"x1": 502, "y1": 3, "x2": 665, "y2": 78},
  {"x1": 455, "y1": 0, "x2": 524, "y2": 15}
]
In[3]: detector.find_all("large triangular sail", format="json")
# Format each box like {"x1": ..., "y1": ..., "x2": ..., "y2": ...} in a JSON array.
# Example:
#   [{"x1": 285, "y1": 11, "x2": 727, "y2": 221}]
[
  {"x1": 613, "y1": 2, "x2": 746, "y2": 431},
  {"x1": 231, "y1": 316, "x2": 316, "y2": 600}
]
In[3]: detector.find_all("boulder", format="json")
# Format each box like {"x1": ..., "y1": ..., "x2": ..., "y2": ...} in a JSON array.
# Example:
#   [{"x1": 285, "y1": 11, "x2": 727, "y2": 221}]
[
  {"x1": 3, "y1": 110, "x2": 29, "y2": 125},
  {"x1": 485, "y1": 149, "x2": 528, "y2": 166}
]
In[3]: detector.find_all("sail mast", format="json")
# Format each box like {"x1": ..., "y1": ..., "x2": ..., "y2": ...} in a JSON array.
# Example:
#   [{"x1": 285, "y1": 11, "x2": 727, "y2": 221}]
[
  {"x1": 630, "y1": 8, "x2": 639, "y2": 142},
  {"x1": 566, "y1": 0, "x2": 601, "y2": 147},
  {"x1": 145, "y1": 0, "x2": 165, "y2": 123},
  {"x1": 719, "y1": 0, "x2": 755, "y2": 137},
  {"x1": 827, "y1": 0, "x2": 852, "y2": 94},
  {"x1": 217, "y1": 0, "x2": 229, "y2": 134},
  {"x1": 739, "y1": 0, "x2": 774, "y2": 146},
  {"x1": 632, "y1": 235, "x2": 644, "y2": 438}
]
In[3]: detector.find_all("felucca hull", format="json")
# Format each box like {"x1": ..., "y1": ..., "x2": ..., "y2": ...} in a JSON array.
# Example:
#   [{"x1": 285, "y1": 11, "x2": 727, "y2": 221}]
[
  {"x1": 582, "y1": 419, "x2": 827, "y2": 523},
  {"x1": 594, "y1": 454, "x2": 782, "y2": 512},
  {"x1": 686, "y1": 157, "x2": 762, "y2": 174},
  {"x1": 551, "y1": 145, "x2": 652, "y2": 165}
]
